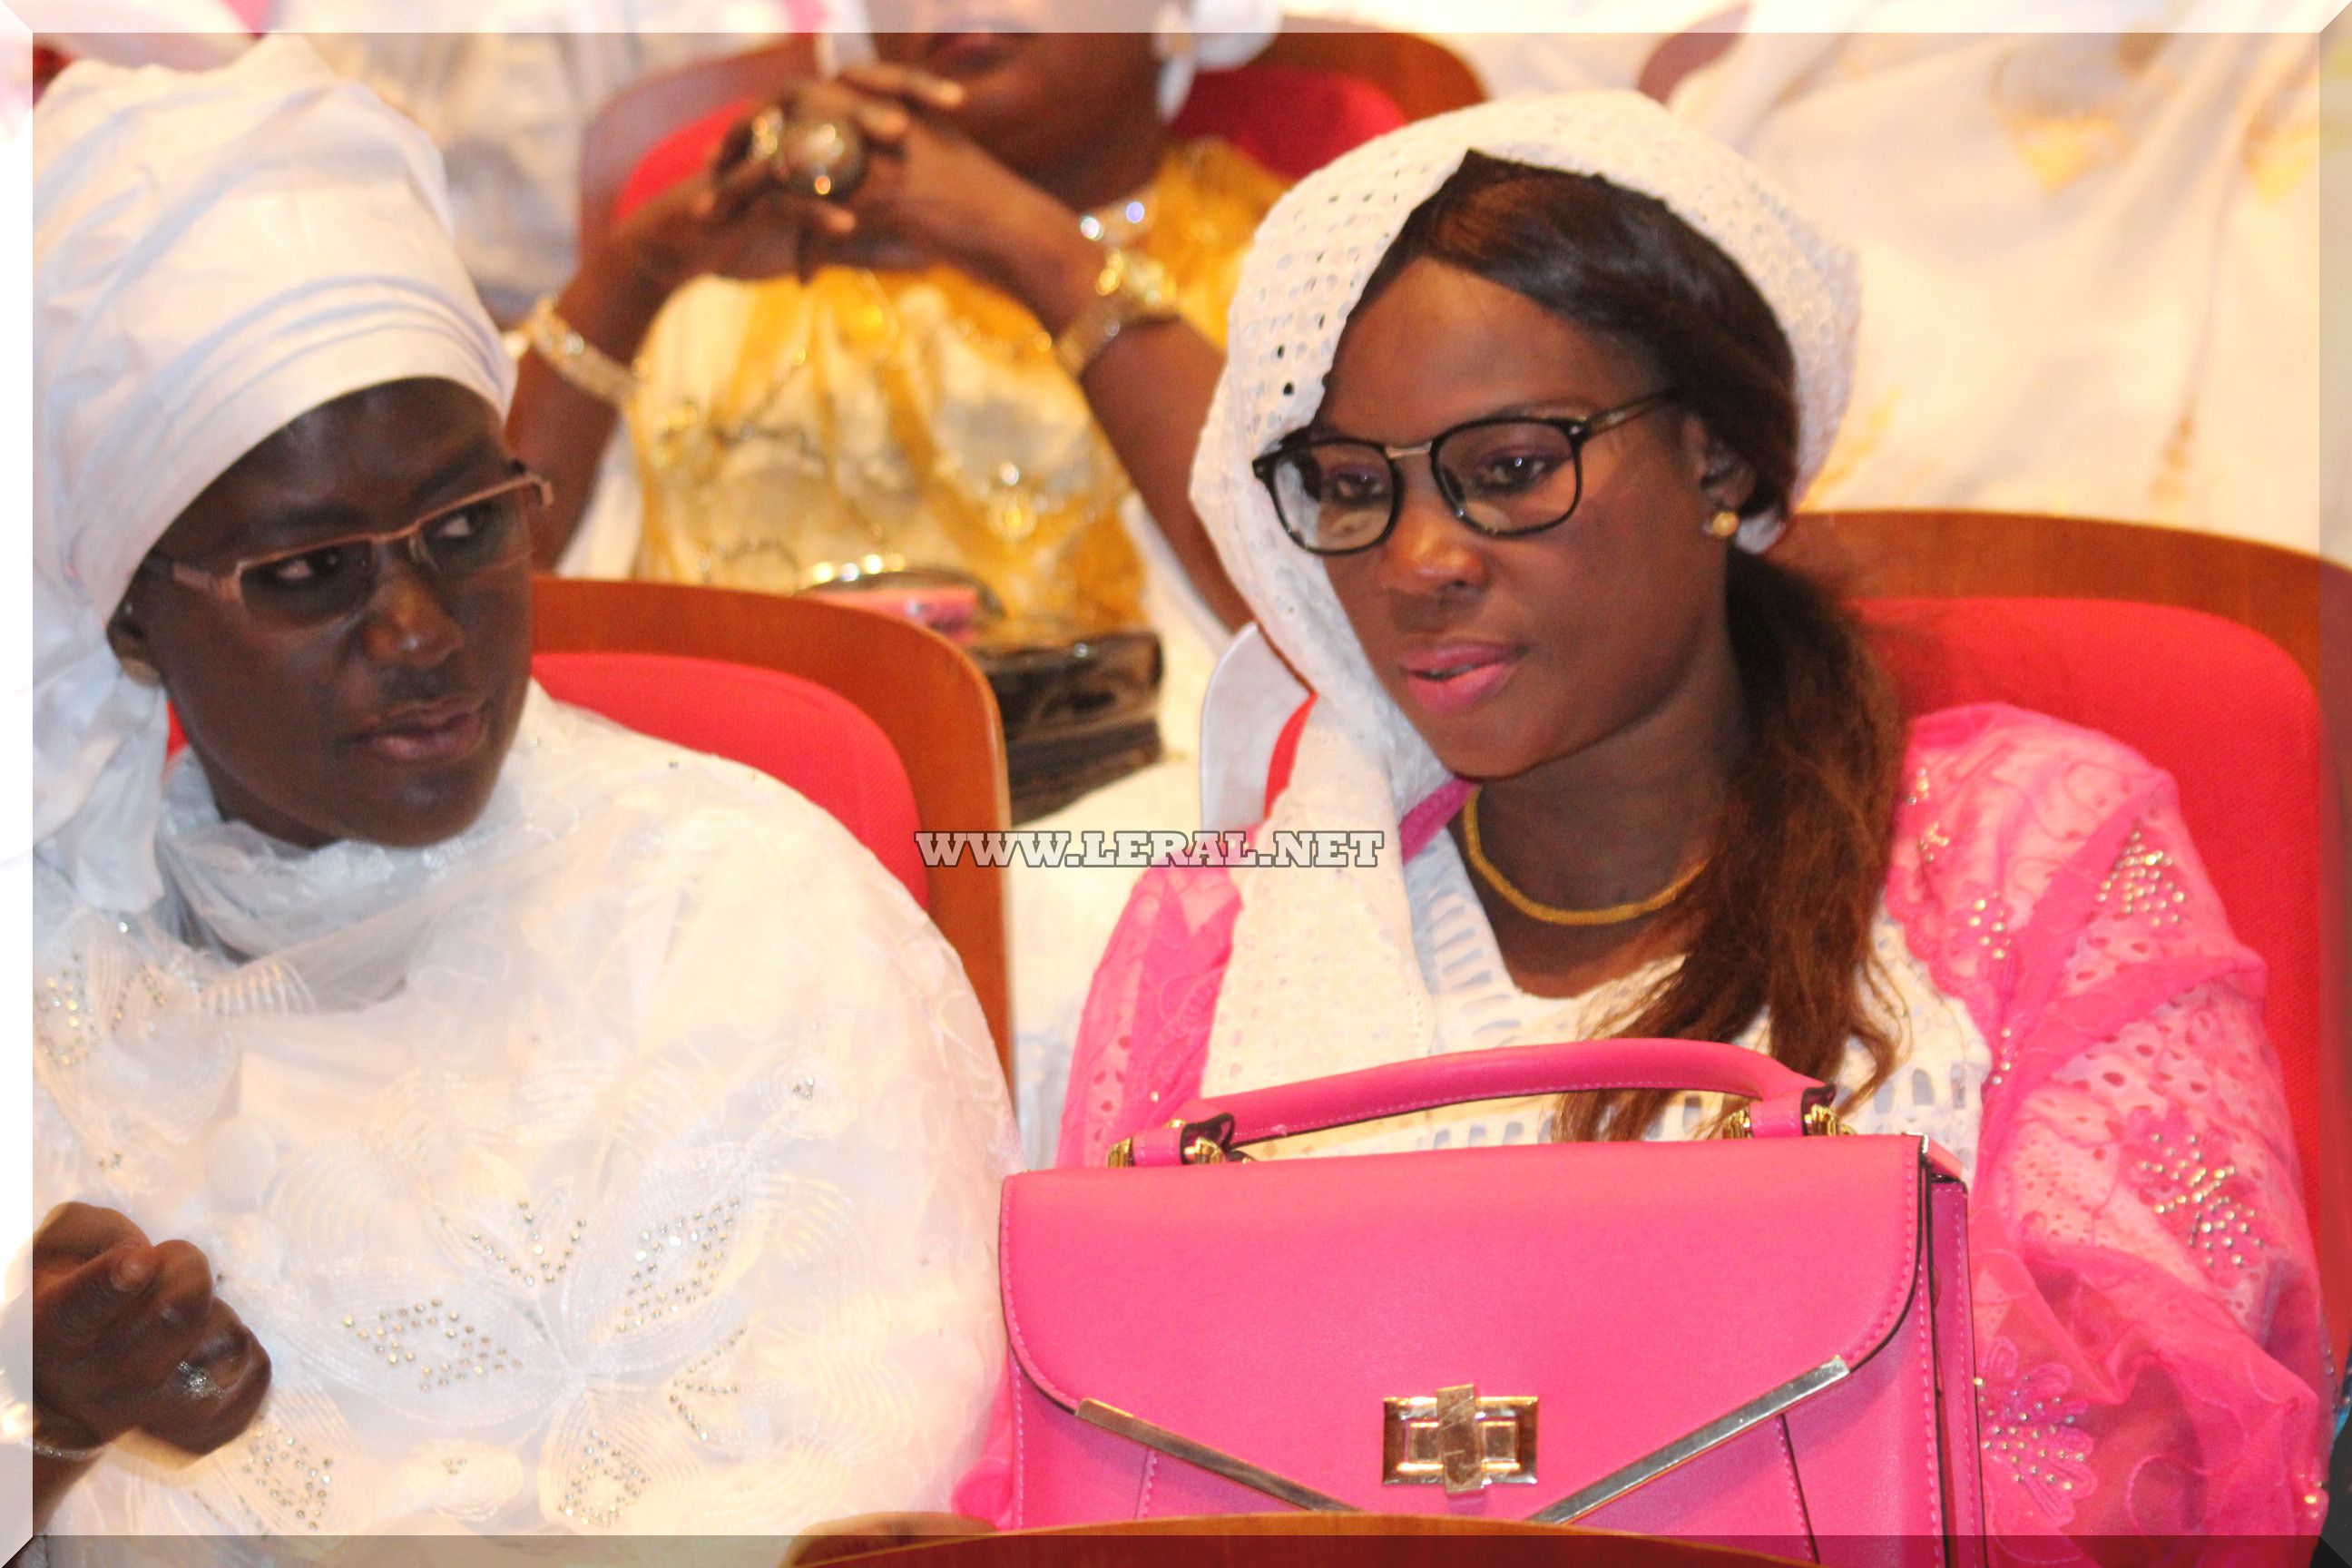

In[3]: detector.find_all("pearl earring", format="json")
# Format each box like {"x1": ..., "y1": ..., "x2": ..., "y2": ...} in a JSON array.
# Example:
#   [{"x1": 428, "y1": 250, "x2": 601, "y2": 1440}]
[{"x1": 1704, "y1": 507, "x2": 1741, "y2": 540}]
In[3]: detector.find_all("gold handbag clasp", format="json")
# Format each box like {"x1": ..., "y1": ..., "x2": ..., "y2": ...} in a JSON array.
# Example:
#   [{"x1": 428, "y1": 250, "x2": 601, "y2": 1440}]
[
  {"x1": 1720, "y1": 1102, "x2": 1849, "y2": 1139},
  {"x1": 1382, "y1": 1384, "x2": 1538, "y2": 1494},
  {"x1": 1105, "y1": 1114, "x2": 1250, "y2": 1168}
]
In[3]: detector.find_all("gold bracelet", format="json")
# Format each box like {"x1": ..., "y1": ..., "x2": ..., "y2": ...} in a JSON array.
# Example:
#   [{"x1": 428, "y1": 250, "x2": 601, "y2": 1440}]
[
  {"x1": 1053, "y1": 248, "x2": 1179, "y2": 381},
  {"x1": 522, "y1": 294, "x2": 643, "y2": 409}
]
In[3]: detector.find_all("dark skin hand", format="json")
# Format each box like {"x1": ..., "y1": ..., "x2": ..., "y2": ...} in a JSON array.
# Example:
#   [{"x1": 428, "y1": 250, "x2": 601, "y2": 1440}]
[
  {"x1": 28, "y1": 1203, "x2": 271, "y2": 1532},
  {"x1": 508, "y1": 34, "x2": 1248, "y2": 629},
  {"x1": 506, "y1": 87, "x2": 885, "y2": 573},
  {"x1": 1314, "y1": 260, "x2": 1756, "y2": 1000}
]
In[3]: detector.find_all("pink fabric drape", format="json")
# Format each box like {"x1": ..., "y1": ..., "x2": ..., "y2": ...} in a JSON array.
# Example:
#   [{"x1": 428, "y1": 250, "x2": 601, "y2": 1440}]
[{"x1": 960, "y1": 705, "x2": 2330, "y2": 1557}]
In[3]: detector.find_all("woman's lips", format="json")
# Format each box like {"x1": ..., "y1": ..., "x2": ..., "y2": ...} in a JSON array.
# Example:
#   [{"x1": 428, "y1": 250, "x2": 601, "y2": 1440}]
[
  {"x1": 1398, "y1": 645, "x2": 1523, "y2": 717},
  {"x1": 355, "y1": 698, "x2": 486, "y2": 766}
]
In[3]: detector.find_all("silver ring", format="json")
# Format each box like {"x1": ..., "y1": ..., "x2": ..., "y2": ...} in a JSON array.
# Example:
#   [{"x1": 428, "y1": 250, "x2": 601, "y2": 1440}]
[
  {"x1": 31, "y1": 1432, "x2": 106, "y2": 1464},
  {"x1": 769, "y1": 117, "x2": 867, "y2": 203},
  {"x1": 175, "y1": 1358, "x2": 216, "y2": 1400}
]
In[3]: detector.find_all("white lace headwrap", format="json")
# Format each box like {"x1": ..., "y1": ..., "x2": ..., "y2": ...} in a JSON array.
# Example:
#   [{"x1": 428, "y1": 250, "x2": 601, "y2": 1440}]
[
  {"x1": 1188, "y1": 93, "x2": 1861, "y2": 1096},
  {"x1": 34, "y1": 35, "x2": 516, "y2": 914}
]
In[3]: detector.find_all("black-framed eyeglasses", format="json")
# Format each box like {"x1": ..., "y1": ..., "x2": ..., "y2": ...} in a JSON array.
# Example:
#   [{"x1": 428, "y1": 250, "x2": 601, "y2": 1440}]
[
  {"x1": 140, "y1": 466, "x2": 550, "y2": 631},
  {"x1": 1250, "y1": 389, "x2": 1681, "y2": 556}
]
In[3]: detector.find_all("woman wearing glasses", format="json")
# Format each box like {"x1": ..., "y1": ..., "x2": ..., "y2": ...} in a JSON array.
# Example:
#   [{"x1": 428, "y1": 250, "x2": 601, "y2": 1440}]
[
  {"x1": 28, "y1": 41, "x2": 1014, "y2": 1550},
  {"x1": 1014, "y1": 97, "x2": 2331, "y2": 1551}
]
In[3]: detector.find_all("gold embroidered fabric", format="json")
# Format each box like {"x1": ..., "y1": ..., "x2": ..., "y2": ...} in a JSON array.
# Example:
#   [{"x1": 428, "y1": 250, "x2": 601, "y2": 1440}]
[
  {"x1": 628, "y1": 139, "x2": 1285, "y2": 639},
  {"x1": 1673, "y1": 33, "x2": 2325, "y2": 545}
]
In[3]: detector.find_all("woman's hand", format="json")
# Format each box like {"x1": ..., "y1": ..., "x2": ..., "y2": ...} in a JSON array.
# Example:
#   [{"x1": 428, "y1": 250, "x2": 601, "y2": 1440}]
[
  {"x1": 779, "y1": 67, "x2": 1099, "y2": 315},
  {"x1": 611, "y1": 65, "x2": 969, "y2": 295},
  {"x1": 510, "y1": 66, "x2": 964, "y2": 566},
  {"x1": 607, "y1": 121, "x2": 868, "y2": 295},
  {"x1": 31, "y1": 1202, "x2": 271, "y2": 1460}
]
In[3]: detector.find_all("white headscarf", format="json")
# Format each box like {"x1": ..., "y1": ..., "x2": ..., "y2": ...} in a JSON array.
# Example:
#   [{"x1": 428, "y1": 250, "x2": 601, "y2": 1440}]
[
  {"x1": 1186, "y1": 93, "x2": 1860, "y2": 1096},
  {"x1": 34, "y1": 34, "x2": 515, "y2": 914},
  {"x1": 818, "y1": 0, "x2": 1282, "y2": 118}
]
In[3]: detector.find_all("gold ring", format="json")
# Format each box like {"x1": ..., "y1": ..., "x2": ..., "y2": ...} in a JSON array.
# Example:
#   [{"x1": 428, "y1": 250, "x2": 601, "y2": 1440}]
[{"x1": 746, "y1": 106, "x2": 786, "y2": 166}]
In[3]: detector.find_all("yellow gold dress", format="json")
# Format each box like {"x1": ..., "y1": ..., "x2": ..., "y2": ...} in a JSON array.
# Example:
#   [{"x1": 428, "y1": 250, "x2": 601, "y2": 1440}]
[{"x1": 627, "y1": 139, "x2": 1285, "y2": 639}]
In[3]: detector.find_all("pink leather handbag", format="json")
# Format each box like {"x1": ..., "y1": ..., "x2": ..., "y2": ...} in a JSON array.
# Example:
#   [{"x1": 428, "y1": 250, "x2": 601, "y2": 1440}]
[{"x1": 999, "y1": 1040, "x2": 1985, "y2": 1564}]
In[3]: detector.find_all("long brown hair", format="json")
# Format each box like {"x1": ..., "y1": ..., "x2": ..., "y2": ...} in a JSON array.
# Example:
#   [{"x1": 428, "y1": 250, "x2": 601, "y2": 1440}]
[{"x1": 1360, "y1": 153, "x2": 1908, "y2": 1139}]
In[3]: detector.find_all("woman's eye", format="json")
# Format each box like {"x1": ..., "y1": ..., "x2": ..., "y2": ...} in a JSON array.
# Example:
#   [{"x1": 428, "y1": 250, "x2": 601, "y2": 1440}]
[
  {"x1": 253, "y1": 545, "x2": 350, "y2": 589},
  {"x1": 427, "y1": 497, "x2": 523, "y2": 564},
  {"x1": 427, "y1": 507, "x2": 485, "y2": 547},
  {"x1": 1324, "y1": 466, "x2": 1391, "y2": 506},
  {"x1": 1468, "y1": 452, "x2": 1560, "y2": 493}
]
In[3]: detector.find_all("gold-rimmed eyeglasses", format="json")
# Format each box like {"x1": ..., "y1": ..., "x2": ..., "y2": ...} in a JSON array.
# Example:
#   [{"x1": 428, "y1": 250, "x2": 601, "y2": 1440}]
[{"x1": 141, "y1": 466, "x2": 550, "y2": 630}]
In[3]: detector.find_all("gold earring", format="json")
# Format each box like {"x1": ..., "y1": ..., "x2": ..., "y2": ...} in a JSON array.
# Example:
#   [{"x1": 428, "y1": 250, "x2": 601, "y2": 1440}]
[{"x1": 1704, "y1": 508, "x2": 1741, "y2": 539}]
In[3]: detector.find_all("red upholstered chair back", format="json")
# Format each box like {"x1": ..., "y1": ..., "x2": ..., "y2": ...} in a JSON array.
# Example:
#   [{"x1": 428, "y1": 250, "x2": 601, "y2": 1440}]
[
  {"x1": 1864, "y1": 597, "x2": 2348, "y2": 1353},
  {"x1": 612, "y1": 100, "x2": 748, "y2": 230},
  {"x1": 1169, "y1": 61, "x2": 1406, "y2": 180},
  {"x1": 532, "y1": 651, "x2": 928, "y2": 909}
]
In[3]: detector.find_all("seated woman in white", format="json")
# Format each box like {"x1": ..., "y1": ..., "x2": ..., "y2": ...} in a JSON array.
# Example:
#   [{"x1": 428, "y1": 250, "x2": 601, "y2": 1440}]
[{"x1": 24, "y1": 37, "x2": 1014, "y2": 1549}]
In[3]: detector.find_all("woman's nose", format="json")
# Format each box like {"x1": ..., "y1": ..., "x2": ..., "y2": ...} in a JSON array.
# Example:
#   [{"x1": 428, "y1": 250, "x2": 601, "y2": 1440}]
[
  {"x1": 356, "y1": 550, "x2": 465, "y2": 669},
  {"x1": 1375, "y1": 468, "x2": 1489, "y2": 598}
]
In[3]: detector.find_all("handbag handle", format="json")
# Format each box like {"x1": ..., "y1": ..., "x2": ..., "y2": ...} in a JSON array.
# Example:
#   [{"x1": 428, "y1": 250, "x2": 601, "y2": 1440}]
[{"x1": 1117, "y1": 1039, "x2": 1837, "y2": 1167}]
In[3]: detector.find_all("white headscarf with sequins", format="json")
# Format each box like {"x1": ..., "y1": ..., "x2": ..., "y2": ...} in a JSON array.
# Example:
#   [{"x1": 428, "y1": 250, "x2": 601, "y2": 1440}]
[
  {"x1": 1187, "y1": 93, "x2": 1861, "y2": 1095},
  {"x1": 34, "y1": 36, "x2": 515, "y2": 914}
]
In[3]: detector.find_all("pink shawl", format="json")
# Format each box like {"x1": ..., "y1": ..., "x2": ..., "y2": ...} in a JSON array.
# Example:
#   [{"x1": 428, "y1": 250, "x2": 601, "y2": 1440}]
[{"x1": 961, "y1": 703, "x2": 2331, "y2": 1558}]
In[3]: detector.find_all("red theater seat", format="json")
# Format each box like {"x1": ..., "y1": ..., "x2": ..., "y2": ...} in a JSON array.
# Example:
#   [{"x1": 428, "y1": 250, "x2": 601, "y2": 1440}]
[
  {"x1": 1168, "y1": 61, "x2": 1406, "y2": 181},
  {"x1": 533, "y1": 650, "x2": 927, "y2": 909},
  {"x1": 1860, "y1": 597, "x2": 2344, "y2": 1354}
]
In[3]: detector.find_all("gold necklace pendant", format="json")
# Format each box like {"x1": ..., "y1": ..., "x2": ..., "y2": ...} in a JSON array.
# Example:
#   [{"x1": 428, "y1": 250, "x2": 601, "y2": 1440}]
[{"x1": 1461, "y1": 788, "x2": 1705, "y2": 928}]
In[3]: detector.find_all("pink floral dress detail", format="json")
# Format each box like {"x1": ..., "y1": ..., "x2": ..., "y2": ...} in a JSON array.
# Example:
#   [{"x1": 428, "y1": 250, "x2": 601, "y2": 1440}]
[{"x1": 960, "y1": 705, "x2": 2331, "y2": 1558}]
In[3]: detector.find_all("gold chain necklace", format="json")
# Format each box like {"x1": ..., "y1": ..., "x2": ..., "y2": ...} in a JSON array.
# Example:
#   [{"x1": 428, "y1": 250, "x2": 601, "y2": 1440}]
[{"x1": 1461, "y1": 787, "x2": 1706, "y2": 928}]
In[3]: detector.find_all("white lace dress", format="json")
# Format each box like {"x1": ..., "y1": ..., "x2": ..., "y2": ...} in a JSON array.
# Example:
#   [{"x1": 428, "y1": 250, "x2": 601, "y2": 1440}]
[
  {"x1": 25, "y1": 689, "x2": 1018, "y2": 1556},
  {"x1": 1247, "y1": 832, "x2": 1994, "y2": 1178}
]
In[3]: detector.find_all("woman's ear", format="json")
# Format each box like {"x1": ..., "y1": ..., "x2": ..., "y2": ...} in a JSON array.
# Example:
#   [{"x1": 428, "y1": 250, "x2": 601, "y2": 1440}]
[
  {"x1": 1678, "y1": 412, "x2": 1757, "y2": 516},
  {"x1": 104, "y1": 599, "x2": 162, "y2": 688}
]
